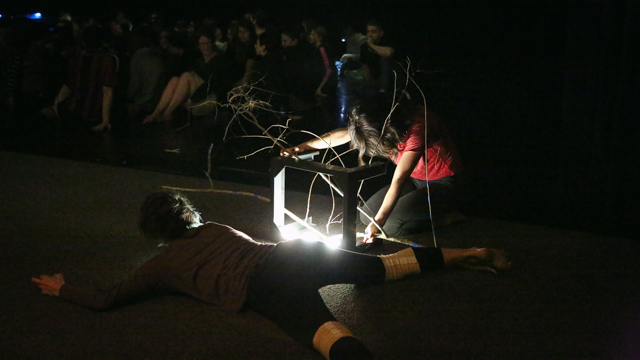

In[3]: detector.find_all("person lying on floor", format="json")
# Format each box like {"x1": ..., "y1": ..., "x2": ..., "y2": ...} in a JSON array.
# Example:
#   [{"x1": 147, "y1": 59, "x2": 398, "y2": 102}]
[{"x1": 32, "y1": 191, "x2": 511, "y2": 360}]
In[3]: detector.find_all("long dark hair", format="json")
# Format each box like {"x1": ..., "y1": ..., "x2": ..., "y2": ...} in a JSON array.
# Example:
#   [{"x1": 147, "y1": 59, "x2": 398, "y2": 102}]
[
  {"x1": 347, "y1": 97, "x2": 417, "y2": 164},
  {"x1": 138, "y1": 191, "x2": 202, "y2": 240}
]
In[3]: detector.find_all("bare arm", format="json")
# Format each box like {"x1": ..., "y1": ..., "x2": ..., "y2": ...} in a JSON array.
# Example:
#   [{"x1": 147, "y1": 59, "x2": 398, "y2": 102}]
[
  {"x1": 280, "y1": 128, "x2": 351, "y2": 156},
  {"x1": 51, "y1": 84, "x2": 72, "y2": 116},
  {"x1": 92, "y1": 86, "x2": 113, "y2": 131},
  {"x1": 364, "y1": 151, "x2": 422, "y2": 242},
  {"x1": 32, "y1": 263, "x2": 163, "y2": 311},
  {"x1": 367, "y1": 41, "x2": 395, "y2": 58}
]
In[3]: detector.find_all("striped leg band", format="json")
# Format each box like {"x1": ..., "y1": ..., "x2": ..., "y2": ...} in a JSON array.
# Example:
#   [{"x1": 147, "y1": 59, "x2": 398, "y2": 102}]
[
  {"x1": 380, "y1": 248, "x2": 421, "y2": 282},
  {"x1": 313, "y1": 321, "x2": 354, "y2": 360}
]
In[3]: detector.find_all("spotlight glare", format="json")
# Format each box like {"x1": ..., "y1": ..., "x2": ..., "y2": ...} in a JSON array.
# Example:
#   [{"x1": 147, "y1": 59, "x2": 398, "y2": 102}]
[{"x1": 325, "y1": 235, "x2": 342, "y2": 249}]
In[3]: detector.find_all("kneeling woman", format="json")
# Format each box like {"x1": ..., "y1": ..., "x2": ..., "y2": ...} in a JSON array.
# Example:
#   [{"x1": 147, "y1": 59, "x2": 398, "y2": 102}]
[
  {"x1": 33, "y1": 192, "x2": 509, "y2": 360},
  {"x1": 283, "y1": 97, "x2": 465, "y2": 243}
]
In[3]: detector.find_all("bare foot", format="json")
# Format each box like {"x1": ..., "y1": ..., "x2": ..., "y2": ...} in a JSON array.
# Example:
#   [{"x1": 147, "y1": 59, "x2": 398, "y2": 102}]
[
  {"x1": 143, "y1": 113, "x2": 159, "y2": 124},
  {"x1": 464, "y1": 248, "x2": 512, "y2": 272}
]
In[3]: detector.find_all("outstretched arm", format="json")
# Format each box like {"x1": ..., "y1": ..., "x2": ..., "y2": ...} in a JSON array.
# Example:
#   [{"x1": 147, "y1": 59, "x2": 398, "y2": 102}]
[
  {"x1": 31, "y1": 260, "x2": 163, "y2": 311},
  {"x1": 281, "y1": 128, "x2": 351, "y2": 157}
]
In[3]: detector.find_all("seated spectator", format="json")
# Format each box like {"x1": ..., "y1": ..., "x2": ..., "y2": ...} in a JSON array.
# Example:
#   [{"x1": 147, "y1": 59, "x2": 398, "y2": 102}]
[
  {"x1": 126, "y1": 25, "x2": 165, "y2": 119},
  {"x1": 213, "y1": 27, "x2": 226, "y2": 52},
  {"x1": 0, "y1": 21, "x2": 25, "y2": 108},
  {"x1": 307, "y1": 26, "x2": 336, "y2": 97},
  {"x1": 249, "y1": 10, "x2": 279, "y2": 55},
  {"x1": 301, "y1": 18, "x2": 318, "y2": 44},
  {"x1": 279, "y1": 27, "x2": 312, "y2": 97},
  {"x1": 225, "y1": 20, "x2": 239, "y2": 46},
  {"x1": 225, "y1": 19, "x2": 257, "y2": 87},
  {"x1": 144, "y1": 28, "x2": 231, "y2": 123},
  {"x1": 159, "y1": 29, "x2": 191, "y2": 79},
  {"x1": 42, "y1": 20, "x2": 78, "y2": 98},
  {"x1": 346, "y1": 20, "x2": 395, "y2": 94},
  {"x1": 42, "y1": 25, "x2": 117, "y2": 131}
]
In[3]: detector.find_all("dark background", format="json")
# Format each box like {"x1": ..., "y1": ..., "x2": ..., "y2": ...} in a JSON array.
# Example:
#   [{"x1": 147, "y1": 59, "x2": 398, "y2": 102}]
[{"x1": 2, "y1": 0, "x2": 639, "y2": 239}]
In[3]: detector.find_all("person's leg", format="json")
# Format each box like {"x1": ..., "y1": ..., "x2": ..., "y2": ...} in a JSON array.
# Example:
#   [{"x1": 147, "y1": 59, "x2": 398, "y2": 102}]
[
  {"x1": 247, "y1": 241, "x2": 510, "y2": 359},
  {"x1": 144, "y1": 76, "x2": 179, "y2": 123},
  {"x1": 359, "y1": 180, "x2": 417, "y2": 230},
  {"x1": 162, "y1": 71, "x2": 202, "y2": 120},
  {"x1": 360, "y1": 177, "x2": 462, "y2": 238},
  {"x1": 246, "y1": 241, "x2": 375, "y2": 359}
]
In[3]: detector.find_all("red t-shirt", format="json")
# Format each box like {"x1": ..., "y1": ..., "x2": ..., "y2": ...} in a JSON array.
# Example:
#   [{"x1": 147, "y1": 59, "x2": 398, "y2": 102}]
[{"x1": 394, "y1": 107, "x2": 463, "y2": 181}]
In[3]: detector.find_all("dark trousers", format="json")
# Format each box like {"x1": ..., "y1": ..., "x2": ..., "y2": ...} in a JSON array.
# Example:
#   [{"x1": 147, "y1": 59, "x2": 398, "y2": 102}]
[
  {"x1": 359, "y1": 176, "x2": 459, "y2": 237},
  {"x1": 245, "y1": 240, "x2": 443, "y2": 349}
]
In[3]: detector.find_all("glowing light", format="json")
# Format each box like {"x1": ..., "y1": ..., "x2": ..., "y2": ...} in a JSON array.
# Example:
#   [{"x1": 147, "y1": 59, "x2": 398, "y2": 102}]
[
  {"x1": 28, "y1": 12, "x2": 42, "y2": 20},
  {"x1": 279, "y1": 222, "x2": 306, "y2": 241},
  {"x1": 325, "y1": 235, "x2": 343, "y2": 249},
  {"x1": 341, "y1": 38, "x2": 346, "y2": 42}
]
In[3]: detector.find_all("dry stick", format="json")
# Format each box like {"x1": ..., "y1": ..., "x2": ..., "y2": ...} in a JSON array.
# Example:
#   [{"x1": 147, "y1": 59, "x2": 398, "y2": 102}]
[{"x1": 408, "y1": 70, "x2": 438, "y2": 249}]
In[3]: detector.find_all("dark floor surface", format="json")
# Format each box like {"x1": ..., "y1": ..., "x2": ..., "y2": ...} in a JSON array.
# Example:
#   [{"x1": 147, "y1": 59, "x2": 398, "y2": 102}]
[{"x1": 1, "y1": 150, "x2": 639, "y2": 359}]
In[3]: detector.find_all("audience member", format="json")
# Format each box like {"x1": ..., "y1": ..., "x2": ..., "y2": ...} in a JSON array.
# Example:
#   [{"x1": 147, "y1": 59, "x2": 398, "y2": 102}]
[
  {"x1": 225, "y1": 19, "x2": 257, "y2": 87},
  {"x1": 249, "y1": 10, "x2": 279, "y2": 55},
  {"x1": 0, "y1": 22, "x2": 25, "y2": 108},
  {"x1": 144, "y1": 27, "x2": 231, "y2": 123},
  {"x1": 159, "y1": 29, "x2": 192, "y2": 79},
  {"x1": 279, "y1": 26, "x2": 312, "y2": 98},
  {"x1": 301, "y1": 18, "x2": 318, "y2": 44},
  {"x1": 126, "y1": 25, "x2": 165, "y2": 119},
  {"x1": 346, "y1": 20, "x2": 395, "y2": 94},
  {"x1": 42, "y1": 25, "x2": 118, "y2": 131},
  {"x1": 308, "y1": 26, "x2": 336, "y2": 97},
  {"x1": 339, "y1": 26, "x2": 367, "y2": 72}
]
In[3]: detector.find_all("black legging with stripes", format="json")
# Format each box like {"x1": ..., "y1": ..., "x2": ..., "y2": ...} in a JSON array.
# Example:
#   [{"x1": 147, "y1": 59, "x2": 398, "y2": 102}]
[{"x1": 245, "y1": 240, "x2": 444, "y2": 354}]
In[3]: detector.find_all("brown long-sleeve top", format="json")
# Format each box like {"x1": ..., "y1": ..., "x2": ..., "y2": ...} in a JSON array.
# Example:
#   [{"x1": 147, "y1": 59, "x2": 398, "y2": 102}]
[{"x1": 58, "y1": 222, "x2": 275, "y2": 312}]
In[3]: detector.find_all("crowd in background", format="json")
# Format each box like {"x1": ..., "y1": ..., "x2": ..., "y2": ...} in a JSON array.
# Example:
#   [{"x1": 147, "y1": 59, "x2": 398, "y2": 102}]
[{"x1": 0, "y1": 8, "x2": 396, "y2": 132}]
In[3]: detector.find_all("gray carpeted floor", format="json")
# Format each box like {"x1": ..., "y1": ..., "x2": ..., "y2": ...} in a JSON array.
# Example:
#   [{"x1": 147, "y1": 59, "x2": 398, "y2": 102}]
[{"x1": 2, "y1": 150, "x2": 639, "y2": 359}]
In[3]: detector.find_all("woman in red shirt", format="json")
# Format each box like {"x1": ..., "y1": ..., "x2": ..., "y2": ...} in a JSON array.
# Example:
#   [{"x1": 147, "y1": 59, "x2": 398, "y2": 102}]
[{"x1": 282, "y1": 97, "x2": 464, "y2": 243}]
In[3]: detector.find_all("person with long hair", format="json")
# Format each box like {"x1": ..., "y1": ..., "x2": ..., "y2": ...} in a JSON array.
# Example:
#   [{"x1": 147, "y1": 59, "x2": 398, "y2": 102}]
[
  {"x1": 33, "y1": 191, "x2": 510, "y2": 360},
  {"x1": 308, "y1": 26, "x2": 335, "y2": 97},
  {"x1": 225, "y1": 19, "x2": 257, "y2": 87},
  {"x1": 282, "y1": 96, "x2": 464, "y2": 243}
]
